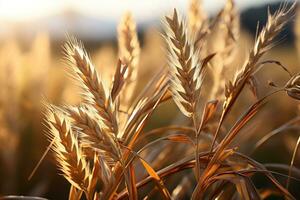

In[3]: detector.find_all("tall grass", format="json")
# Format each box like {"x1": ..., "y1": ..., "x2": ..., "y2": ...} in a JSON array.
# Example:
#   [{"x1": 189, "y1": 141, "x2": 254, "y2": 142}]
[
  {"x1": 0, "y1": 0, "x2": 299, "y2": 199},
  {"x1": 41, "y1": 1, "x2": 300, "y2": 199}
]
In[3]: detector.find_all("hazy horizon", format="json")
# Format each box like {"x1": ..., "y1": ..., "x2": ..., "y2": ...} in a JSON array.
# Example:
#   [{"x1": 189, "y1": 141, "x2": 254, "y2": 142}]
[{"x1": 0, "y1": 0, "x2": 291, "y2": 23}]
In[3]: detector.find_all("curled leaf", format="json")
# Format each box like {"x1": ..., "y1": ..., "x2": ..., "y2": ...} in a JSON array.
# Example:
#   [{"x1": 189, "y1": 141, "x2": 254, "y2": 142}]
[
  {"x1": 285, "y1": 73, "x2": 300, "y2": 100},
  {"x1": 111, "y1": 59, "x2": 128, "y2": 102},
  {"x1": 200, "y1": 100, "x2": 219, "y2": 129}
]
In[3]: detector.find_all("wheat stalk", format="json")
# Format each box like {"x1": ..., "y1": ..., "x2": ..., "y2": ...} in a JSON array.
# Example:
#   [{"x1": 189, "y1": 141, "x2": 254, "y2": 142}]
[
  {"x1": 118, "y1": 12, "x2": 140, "y2": 111},
  {"x1": 211, "y1": 2, "x2": 296, "y2": 150},
  {"x1": 165, "y1": 9, "x2": 204, "y2": 119},
  {"x1": 46, "y1": 110, "x2": 91, "y2": 193},
  {"x1": 188, "y1": 0, "x2": 207, "y2": 38},
  {"x1": 39, "y1": 2, "x2": 300, "y2": 199},
  {"x1": 228, "y1": 3, "x2": 294, "y2": 102},
  {"x1": 64, "y1": 106, "x2": 121, "y2": 167},
  {"x1": 63, "y1": 38, "x2": 118, "y2": 136},
  {"x1": 165, "y1": 8, "x2": 217, "y2": 181},
  {"x1": 209, "y1": 0, "x2": 239, "y2": 100}
]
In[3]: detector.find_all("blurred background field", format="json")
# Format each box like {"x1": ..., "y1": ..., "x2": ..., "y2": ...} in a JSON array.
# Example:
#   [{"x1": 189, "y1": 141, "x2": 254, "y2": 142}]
[{"x1": 0, "y1": 0, "x2": 300, "y2": 199}]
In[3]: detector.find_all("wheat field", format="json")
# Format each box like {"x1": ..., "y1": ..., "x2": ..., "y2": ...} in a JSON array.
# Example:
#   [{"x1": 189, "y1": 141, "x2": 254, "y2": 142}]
[{"x1": 1, "y1": 0, "x2": 300, "y2": 199}]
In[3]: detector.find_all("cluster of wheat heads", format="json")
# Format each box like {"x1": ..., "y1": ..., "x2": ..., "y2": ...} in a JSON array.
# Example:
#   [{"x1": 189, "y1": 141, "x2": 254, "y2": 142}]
[{"x1": 44, "y1": 1, "x2": 300, "y2": 199}]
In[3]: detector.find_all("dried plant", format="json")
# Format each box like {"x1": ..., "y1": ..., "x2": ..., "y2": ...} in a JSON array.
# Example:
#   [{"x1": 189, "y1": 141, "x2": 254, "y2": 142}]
[
  {"x1": 295, "y1": 6, "x2": 300, "y2": 57},
  {"x1": 208, "y1": 0, "x2": 240, "y2": 99},
  {"x1": 188, "y1": 0, "x2": 207, "y2": 39},
  {"x1": 41, "y1": 1, "x2": 300, "y2": 200},
  {"x1": 63, "y1": 38, "x2": 118, "y2": 136},
  {"x1": 46, "y1": 110, "x2": 91, "y2": 193},
  {"x1": 164, "y1": 8, "x2": 216, "y2": 180},
  {"x1": 211, "y1": 2, "x2": 296, "y2": 150},
  {"x1": 0, "y1": 33, "x2": 58, "y2": 194},
  {"x1": 118, "y1": 12, "x2": 140, "y2": 115}
]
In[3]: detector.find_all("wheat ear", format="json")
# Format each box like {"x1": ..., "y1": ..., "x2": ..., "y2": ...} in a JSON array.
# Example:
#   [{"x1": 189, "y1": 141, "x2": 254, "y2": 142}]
[
  {"x1": 165, "y1": 9, "x2": 204, "y2": 118},
  {"x1": 63, "y1": 38, "x2": 118, "y2": 136},
  {"x1": 46, "y1": 110, "x2": 90, "y2": 192},
  {"x1": 64, "y1": 106, "x2": 121, "y2": 167},
  {"x1": 211, "y1": 2, "x2": 295, "y2": 150},
  {"x1": 224, "y1": 2, "x2": 295, "y2": 110},
  {"x1": 188, "y1": 0, "x2": 207, "y2": 38},
  {"x1": 118, "y1": 12, "x2": 140, "y2": 109},
  {"x1": 165, "y1": 9, "x2": 216, "y2": 181},
  {"x1": 210, "y1": 0, "x2": 240, "y2": 99},
  {"x1": 220, "y1": 0, "x2": 239, "y2": 62}
]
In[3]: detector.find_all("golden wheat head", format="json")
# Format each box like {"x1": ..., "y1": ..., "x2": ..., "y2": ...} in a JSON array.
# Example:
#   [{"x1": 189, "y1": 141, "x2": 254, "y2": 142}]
[
  {"x1": 46, "y1": 109, "x2": 90, "y2": 191},
  {"x1": 188, "y1": 0, "x2": 207, "y2": 37},
  {"x1": 118, "y1": 12, "x2": 140, "y2": 110},
  {"x1": 64, "y1": 105, "x2": 120, "y2": 167},
  {"x1": 226, "y1": 2, "x2": 295, "y2": 107},
  {"x1": 63, "y1": 37, "x2": 118, "y2": 136},
  {"x1": 165, "y1": 9, "x2": 204, "y2": 118}
]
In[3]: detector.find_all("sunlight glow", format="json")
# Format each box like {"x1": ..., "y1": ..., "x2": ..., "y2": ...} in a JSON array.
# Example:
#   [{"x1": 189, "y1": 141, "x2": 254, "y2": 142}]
[{"x1": 0, "y1": 0, "x2": 65, "y2": 21}]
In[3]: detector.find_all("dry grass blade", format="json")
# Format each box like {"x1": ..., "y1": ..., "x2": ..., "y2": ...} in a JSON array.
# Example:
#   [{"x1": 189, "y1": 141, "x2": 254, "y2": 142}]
[
  {"x1": 192, "y1": 148, "x2": 236, "y2": 199},
  {"x1": 234, "y1": 153, "x2": 296, "y2": 199},
  {"x1": 63, "y1": 37, "x2": 118, "y2": 135},
  {"x1": 139, "y1": 158, "x2": 172, "y2": 200},
  {"x1": 200, "y1": 100, "x2": 219, "y2": 128},
  {"x1": 193, "y1": 98, "x2": 266, "y2": 199},
  {"x1": 265, "y1": 163, "x2": 300, "y2": 177},
  {"x1": 163, "y1": 134, "x2": 195, "y2": 145},
  {"x1": 136, "y1": 125, "x2": 195, "y2": 145},
  {"x1": 209, "y1": 173, "x2": 260, "y2": 200},
  {"x1": 171, "y1": 177, "x2": 193, "y2": 200},
  {"x1": 126, "y1": 164, "x2": 138, "y2": 200},
  {"x1": 69, "y1": 186, "x2": 83, "y2": 200},
  {"x1": 111, "y1": 59, "x2": 128, "y2": 102},
  {"x1": 259, "y1": 188, "x2": 283, "y2": 199},
  {"x1": 252, "y1": 117, "x2": 300, "y2": 154},
  {"x1": 285, "y1": 73, "x2": 300, "y2": 100},
  {"x1": 216, "y1": 98, "x2": 266, "y2": 155},
  {"x1": 286, "y1": 136, "x2": 300, "y2": 190},
  {"x1": 123, "y1": 75, "x2": 169, "y2": 146},
  {"x1": 120, "y1": 144, "x2": 172, "y2": 200},
  {"x1": 104, "y1": 79, "x2": 169, "y2": 199},
  {"x1": 132, "y1": 134, "x2": 195, "y2": 161},
  {"x1": 118, "y1": 151, "x2": 298, "y2": 199},
  {"x1": 117, "y1": 156, "x2": 195, "y2": 199}
]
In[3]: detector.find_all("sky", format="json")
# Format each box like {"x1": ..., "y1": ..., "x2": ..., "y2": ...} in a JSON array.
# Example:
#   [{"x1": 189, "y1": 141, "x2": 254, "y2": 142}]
[{"x1": 0, "y1": 0, "x2": 290, "y2": 22}]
